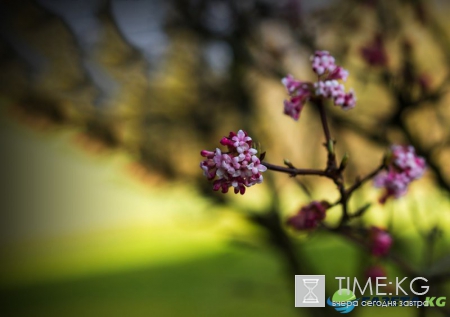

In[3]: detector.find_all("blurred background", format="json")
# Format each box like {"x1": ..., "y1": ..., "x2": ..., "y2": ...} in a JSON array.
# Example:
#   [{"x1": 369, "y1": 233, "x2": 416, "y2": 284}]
[{"x1": 1, "y1": 0, "x2": 450, "y2": 316}]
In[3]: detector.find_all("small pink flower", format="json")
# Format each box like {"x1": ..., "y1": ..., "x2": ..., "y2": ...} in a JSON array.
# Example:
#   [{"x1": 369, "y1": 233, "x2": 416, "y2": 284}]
[
  {"x1": 391, "y1": 145, "x2": 426, "y2": 180},
  {"x1": 200, "y1": 130, "x2": 267, "y2": 195},
  {"x1": 314, "y1": 80, "x2": 356, "y2": 110},
  {"x1": 311, "y1": 51, "x2": 336, "y2": 76},
  {"x1": 286, "y1": 201, "x2": 328, "y2": 231},
  {"x1": 232, "y1": 129, "x2": 252, "y2": 153},
  {"x1": 370, "y1": 227, "x2": 392, "y2": 256},
  {"x1": 341, "y1": 89, "x2": 356, "y2": 110},
  {"x1": 282, "y1": 74, "x2": 304, "y2": 95},
  {"x1": 281, "y1": 75, "x2": 311, "y2": 120},
  {"x1": 283, "y1": 97, "x2": 304, "y2": 121},
  {"x1": 374, "y1": 170, "x2": 409, "y2": 203},
  {"x1": 326, "y1": 66, "x2": 349, "y2": 82},
  {"x1": 314, "y1": 80, "x2": 344, "y2": 98}
]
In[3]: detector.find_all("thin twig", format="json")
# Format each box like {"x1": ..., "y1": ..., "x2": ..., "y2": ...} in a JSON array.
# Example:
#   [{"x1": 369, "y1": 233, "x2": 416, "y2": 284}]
[
  {"x1": 346, "y1": 164, "x2": 386, "y2": 196},
  {"x1": 262, "y1": 162, "x2": 328, "y2": 177},
  {"x1": 315, "y1": 98, "x2": 337, "y2": 170}
]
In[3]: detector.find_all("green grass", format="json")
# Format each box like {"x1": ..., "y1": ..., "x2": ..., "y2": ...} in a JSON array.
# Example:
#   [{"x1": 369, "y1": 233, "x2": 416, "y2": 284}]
[{"x1": 2, "y1": 248, "x2": 300, "y2": 317}]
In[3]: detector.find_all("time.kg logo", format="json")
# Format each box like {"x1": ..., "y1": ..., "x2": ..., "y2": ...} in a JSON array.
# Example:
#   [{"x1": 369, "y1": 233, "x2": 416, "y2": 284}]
[{"x1": 295, "y1": 275, "x2": 325, "y2": 307}]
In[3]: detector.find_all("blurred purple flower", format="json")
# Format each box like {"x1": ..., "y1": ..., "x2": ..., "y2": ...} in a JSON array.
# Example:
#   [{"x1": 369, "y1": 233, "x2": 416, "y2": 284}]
[
  {"x1": 370, "y1": 227, "x2": 392, "y2": 256},
  {"x1": 360, "y1": 34, "x2": 388, "y2": 67},
  {"x1": 374, "y1": 145, "x2": 426, "y2": 203},
  {"x1": 287, "y1": 201, "x2": 328, "y2": 231}
]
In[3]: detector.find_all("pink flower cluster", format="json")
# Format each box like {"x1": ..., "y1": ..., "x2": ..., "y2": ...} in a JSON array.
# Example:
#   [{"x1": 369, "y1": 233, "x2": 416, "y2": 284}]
[
  {"x1": 369, "y1": 226, "x2": 392, "y2": 256},
  {"x1": 286, "y1": 201, "x2": 328, "y2": 231},
  {"x1": 314, "y1": 81, "x2": 356, "y2": 111},
  {"x1": 311, "y1": 51, "x2": 349, "y2": 81},
  {"x1": 200, "y1": 130, "x2": 267, "y2": 195},
  {"x1": 374, "y1": 145, "x2": 426, "y2": 203},
  {"x1": 282, "y1": 51, "x2": 356, "y2": 120},
  {"x1": 281, "y1": 75, "x2": 311, "y2": 121}
]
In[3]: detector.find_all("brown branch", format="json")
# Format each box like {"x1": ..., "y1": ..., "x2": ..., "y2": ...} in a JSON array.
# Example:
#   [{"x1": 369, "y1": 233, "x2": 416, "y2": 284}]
[
  {"x1": 346, "y1": 164, "x2": 386, "y2": 196},
  {"x1": 262, "y1": 162, "x2": 328, "y2": 177},
  {"x1": 314, "y1": 98, "x2": 337, "y2": 170}
]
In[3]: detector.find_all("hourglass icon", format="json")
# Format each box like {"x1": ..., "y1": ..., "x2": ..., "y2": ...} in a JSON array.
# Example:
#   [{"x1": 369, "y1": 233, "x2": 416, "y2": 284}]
[{"x1": 302, "y1": 279, "x2": 319, "y2": 303}]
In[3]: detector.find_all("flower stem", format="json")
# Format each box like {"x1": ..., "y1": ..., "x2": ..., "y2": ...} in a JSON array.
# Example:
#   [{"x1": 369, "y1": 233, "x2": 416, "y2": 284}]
[
  {"x1": 346, "y1": 164, "x2": 385, "y2": 196},
  {"x1": 315, "y1": 98, "x2": 336, "y2": 169}
]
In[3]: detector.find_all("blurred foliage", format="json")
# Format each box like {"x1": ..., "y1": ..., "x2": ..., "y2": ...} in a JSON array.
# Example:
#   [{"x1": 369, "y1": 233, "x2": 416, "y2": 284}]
[{"x1": 1, "y1": 0, "x2": 450, "y2": 195}]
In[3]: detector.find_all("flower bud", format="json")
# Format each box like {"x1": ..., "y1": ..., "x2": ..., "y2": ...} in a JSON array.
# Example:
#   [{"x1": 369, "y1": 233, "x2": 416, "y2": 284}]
[
  {"x1": 369, "y1": 227, "x2": 392, "y2": 256},
  {"x1": 287, "y1": 201, "x2": 329, "y2": 231},
  {"x1": 339, "y1": 152, "x2": 349, "y2": 171}
]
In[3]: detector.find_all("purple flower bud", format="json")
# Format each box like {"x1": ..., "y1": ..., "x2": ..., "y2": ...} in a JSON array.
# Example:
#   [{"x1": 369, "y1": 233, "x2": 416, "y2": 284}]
[
  {"x1": 360, "y1": 34, "x2": 388, "y2": 67},
  {"x1": 370, "y1": 227, "x2": 392, "y2": 256},
  {"x1": 286, "y1": 201, "x2": 329, "y2": 231}
]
